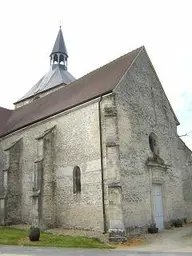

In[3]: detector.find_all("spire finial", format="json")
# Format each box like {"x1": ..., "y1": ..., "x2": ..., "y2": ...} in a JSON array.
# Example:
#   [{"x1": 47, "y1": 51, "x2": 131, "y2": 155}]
[{"x1": 59, "y1": 20, "x2": 62, "y2": 29}]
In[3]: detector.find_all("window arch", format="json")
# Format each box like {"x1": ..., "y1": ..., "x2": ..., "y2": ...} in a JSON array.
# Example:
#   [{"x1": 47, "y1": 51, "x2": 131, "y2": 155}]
[
  {"x1": 59, "y1": 54, "x2": 64, "y2": 64},
  {"x1": 73, "y1": 166, "x2": 81, "y2": 193},
  {"x1": 53, "y1": 54, "x2": 58, "y2": 63}
]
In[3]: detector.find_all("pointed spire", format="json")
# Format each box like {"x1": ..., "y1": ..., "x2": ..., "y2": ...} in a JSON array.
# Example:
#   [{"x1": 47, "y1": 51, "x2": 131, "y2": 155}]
[
  {"x1": 50, "y1": 27, "x2": 68, "y2": 70},
  {"x1": 51, "y1": 26, "x2": 68, "y2": 57}
]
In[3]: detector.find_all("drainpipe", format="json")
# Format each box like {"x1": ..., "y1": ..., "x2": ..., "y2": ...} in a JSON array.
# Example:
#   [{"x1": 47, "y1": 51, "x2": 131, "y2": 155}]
[{"x1": 98, "y1": 96, "x2": 107, "y2": 233}]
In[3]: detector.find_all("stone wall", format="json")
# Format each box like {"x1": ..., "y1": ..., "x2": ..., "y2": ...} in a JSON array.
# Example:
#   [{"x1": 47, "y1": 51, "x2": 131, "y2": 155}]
[
  {"x1": 0, "y1": 144, "x2": 5, "y2": 224},
  {"x1": 1, "y1": 47, "x2": 192, "y2": 238},
  {"x1": 0, "y1": 145, "x2": 4, "y2": 196},
  {"x1": 0, "y1": 100, "x2": 104, "y2": 231},
  {"x1": 179, "y1": 138, "x2": 192, "y2": 221},
  {"x1": 115, "y1": 48, "x2": 190, "y2": 235},
  {"x1": 4, "y1": 139, "x2": 23, "y2": 224}
]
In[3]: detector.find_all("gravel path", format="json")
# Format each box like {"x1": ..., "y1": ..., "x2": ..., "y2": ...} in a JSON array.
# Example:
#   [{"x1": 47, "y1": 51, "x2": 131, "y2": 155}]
[{"x1": 117, "y1": 224, "x2": 192, "y2": 252}]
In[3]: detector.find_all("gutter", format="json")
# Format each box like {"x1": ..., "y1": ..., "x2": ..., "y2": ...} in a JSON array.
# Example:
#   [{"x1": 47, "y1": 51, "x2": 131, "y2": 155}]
[{"x1": 98, "y1": 96, "x2": 107, "y2": 233}]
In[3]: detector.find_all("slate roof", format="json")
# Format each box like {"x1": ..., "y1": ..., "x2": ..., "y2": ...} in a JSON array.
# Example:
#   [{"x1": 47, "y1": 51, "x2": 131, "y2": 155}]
[
  {"x1": 16, "y1": 65, "x2": 75, "y2": 103},
  {"x1": 51, "y1": 27, "x2": 68, "y2": 57},
  {"x1": 0, "y1": 107, "x2": 12, "y2": 135},
  {"x1": 0, "y1": 46, "x2": 142, "y2": 138},
  {"x1": 15, "y1": 27, "x2": 74, "y2": 104}
]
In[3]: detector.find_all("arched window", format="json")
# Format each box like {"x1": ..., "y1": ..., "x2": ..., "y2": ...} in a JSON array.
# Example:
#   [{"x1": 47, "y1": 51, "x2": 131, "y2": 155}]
[
  {"x1": 73, "y1": 166, "x2": 81, "y2": 193},
  {"x1": 53, "y1": 54, "x2": 58, "y2": 63},
  {"x1": 59, "y1": 54, "x2": 64, "y2": 64},
  {"x1": 149, "y1": 132, "x2": 159, "y2": 156}
]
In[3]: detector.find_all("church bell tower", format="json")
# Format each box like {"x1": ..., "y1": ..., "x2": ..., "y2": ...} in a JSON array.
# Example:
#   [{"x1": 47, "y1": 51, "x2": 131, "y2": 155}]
[{"x1": 50, "y1": 26, "x2": 68, "y2": 70}]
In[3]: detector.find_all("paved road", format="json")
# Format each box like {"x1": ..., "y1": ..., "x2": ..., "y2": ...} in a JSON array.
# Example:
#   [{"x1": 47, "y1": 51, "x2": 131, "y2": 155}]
[{"x1": 0, "y1": 246, "x2": 192, "y2": 256}]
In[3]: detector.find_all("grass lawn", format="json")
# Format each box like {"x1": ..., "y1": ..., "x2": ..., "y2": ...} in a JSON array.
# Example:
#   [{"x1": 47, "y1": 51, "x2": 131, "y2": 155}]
[{"x1": 0, "y1": 227, "x2": 112, "y2": 249}]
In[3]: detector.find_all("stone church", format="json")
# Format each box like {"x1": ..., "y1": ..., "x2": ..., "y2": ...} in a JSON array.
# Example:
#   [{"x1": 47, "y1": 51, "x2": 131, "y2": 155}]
[{"x1": 0, "y1": 27, "x2": 192, "y2": 241}]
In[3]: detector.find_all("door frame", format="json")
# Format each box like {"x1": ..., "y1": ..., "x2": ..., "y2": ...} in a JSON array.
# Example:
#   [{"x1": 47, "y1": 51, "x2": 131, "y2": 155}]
[
  {"x1": 152, "y1": 183, "x2": 164, "y2": 230},
  {"x1": 147, "y1": 163, "x2": 168, "y2": 229}
]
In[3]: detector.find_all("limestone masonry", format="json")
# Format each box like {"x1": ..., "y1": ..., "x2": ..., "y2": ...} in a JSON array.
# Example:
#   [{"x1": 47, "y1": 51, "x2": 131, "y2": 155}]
[{"x1": 0, "y1": 28, "x2": 192, "y2": 242}]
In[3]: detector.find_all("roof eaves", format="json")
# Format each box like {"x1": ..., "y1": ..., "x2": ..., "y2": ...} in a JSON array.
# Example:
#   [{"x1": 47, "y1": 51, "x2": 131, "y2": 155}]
[{"x1": 0, "y1": 90, "x2": 113, "y2": 139}]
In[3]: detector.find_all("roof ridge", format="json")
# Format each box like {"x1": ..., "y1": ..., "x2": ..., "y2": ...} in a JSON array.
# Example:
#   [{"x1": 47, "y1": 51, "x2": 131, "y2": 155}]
[
  {"x1": 114, "y1": 46, "x2": 144, "y2": 91},
  {"x1": 1, "y1": 46, "x2": 143, "y2": 138},
  {"x1": 58, "y1": 46, "x2": 144, "y2": 91},
  {"x1": 15, "y1": 46, "x2": 142, "y2": 105}
]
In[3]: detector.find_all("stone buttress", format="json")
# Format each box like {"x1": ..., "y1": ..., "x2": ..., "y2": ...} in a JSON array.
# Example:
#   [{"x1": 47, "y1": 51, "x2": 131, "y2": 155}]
[
  {"x1": 32, "y1": 126, "x2": 56, "y2": 229},
  {"x1": 102, "y1": 94, "x2": 126, "y2": 241}
]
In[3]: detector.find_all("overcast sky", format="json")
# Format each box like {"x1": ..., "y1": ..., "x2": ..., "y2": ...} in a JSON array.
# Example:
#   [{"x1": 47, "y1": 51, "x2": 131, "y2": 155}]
[{"x1": 0, "y1": 0, "x2": 192, "y2": 148}]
